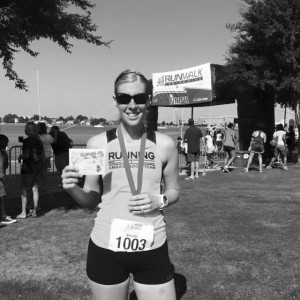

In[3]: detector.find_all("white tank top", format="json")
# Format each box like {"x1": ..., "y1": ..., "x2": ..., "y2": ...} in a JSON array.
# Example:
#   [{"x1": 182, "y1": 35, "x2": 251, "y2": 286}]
[{"x1": 90, "y1": 128, "x2": 167, "y2": 251}]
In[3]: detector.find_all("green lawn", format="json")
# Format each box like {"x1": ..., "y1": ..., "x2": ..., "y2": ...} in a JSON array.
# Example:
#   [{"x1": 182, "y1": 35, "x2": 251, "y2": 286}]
[{"x1": 1, "y1": 164, "x2": 300, "y2": 299}]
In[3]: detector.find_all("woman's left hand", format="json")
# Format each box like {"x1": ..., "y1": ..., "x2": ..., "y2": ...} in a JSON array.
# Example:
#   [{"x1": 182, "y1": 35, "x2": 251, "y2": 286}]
[{"x1": 128, "y1": 193, "x2": 161, "y2": 215}]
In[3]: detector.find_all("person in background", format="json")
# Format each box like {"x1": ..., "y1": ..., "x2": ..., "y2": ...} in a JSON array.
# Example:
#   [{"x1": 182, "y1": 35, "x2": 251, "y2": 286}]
[
  {"x1": 215, "y1": 130, "x2": 223, "y2": 151},
  {"x1": 37, "y1": 122, "x2": 54, "y2": 192},
  {"x1": 286, "y1": 125, "x2": 295, "y2": 152},
  {"x1": 62, "y1": 69, "x2": 179, "y2": 300},
  {"x1": 17, "y1": 122, "x2": 44, "y2": 219},
  {"x1": 184, "y1": 118, "x2": 205, "y2": 179},
  {"x1": 204, "y1": 130, "x2": 215, "y2": 168},
  {"x1": 243, "y1": 123, "x2": 266, "y2": 173},
  {"x1": 49, "y1": 126, "x2": 72, "y2": 175},
  {"x1": 222, "y1": 122, "x2": 238, "y2": 173},
  {"x1": 0, "y1": 134, "x2": 16, "y2": 225},
  {"x1": 266, "y1": 123, "x2": 288, "y2": 170}
]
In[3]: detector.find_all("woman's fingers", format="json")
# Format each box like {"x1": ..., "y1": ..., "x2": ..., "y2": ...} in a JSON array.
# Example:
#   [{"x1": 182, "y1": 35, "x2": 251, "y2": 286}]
[
  {"x1": 61, "y1": 166, "x2": 83, "y2": 189},
  {"x1": 128, "y1": 194, "x2": 160, "y2": 214}
]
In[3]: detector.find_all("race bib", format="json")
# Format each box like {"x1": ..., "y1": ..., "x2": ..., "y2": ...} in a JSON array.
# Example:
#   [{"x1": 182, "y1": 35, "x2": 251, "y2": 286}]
[{"x1": 108, "y1": 218, "x2": 154, "y2": 252}]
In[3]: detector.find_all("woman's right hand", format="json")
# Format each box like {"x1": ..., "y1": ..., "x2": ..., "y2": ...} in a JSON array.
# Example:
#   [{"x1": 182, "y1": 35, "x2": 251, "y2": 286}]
[{"x1": 61, "y1": 166, "x2": 83, "y2": 190}]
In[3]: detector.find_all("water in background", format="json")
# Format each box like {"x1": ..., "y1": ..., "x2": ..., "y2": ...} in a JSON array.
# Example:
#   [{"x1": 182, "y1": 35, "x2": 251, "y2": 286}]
[{"x1": 0, "y1": 123, "x2": 185, "y2": 148}]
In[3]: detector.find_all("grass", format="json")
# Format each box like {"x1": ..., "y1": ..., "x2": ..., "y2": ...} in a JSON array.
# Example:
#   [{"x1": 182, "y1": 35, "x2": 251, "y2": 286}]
[{"x1": 1, "y1": 164, "x2": 300, "y2": 299}]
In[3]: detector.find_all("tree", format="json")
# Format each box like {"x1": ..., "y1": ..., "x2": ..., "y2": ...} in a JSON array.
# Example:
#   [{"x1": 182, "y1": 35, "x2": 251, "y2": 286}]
[
  {"x1": 3, "y1": 113, "x2": 18, "y2": 123},
  {"x1": 32, "y1": 114, "x2": 40, "y2": 121},
  {"x1": 75, "y1": 114, "x2": 88, "y2": 124},
  {"x1": 225, "y1": 0, "x2": 300, "y2": 158},
  {"x1": 57, "y1": 116, "x2": 65, "y2": 123},
  {"x1": 0, "y1": 0, "x2": 110, "y2": 90},
  {"x1": 65, "y1": 115, "x2": 74, "y2": 122}
]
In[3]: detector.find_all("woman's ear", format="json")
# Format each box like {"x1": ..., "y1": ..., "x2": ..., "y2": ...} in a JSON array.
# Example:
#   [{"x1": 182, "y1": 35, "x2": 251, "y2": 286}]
[
  {"x1": 146, "y1": 95, "x2": 152, "y2": 108},
  {"x1": 112, "y1": 95, "x2": 118, "y2": 107}
]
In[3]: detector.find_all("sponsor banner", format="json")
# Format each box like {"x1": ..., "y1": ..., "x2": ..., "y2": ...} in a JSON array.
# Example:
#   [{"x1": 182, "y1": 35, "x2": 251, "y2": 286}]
[{"x1": 152, "y1": 63, "x2": 213, "y2": 106}]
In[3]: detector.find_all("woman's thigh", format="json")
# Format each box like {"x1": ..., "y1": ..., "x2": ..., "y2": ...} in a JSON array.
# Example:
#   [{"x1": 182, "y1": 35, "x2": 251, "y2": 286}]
[
  {"x1": 134, "y1": 279, "x2": 176, "y2": 300},
  {"x1": 88, "y1": 278, "x2": 129, "y2": 300}
]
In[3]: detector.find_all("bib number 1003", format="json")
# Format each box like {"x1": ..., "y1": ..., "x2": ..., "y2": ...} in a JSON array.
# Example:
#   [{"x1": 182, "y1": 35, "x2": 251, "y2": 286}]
[{"x1": 116, "y1": 237, "x2": 146, "y2": 251}]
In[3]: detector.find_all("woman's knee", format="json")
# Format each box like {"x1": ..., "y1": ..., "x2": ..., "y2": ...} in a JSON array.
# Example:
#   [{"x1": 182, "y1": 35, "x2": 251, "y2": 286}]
[
  {"x1": 88, "y1": 278, "x2": 129, "y2": 300},
  {"x1": 134, "y1": 279, "x2": 176, "y2": 300},
  {"x1": 32, "y1": 186, "x2": 39, "y2": 193}
]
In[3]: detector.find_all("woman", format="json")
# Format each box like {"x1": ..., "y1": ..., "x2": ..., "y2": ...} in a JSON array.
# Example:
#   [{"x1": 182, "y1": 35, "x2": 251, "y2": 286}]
[
  {"x1": 243, "y1": 123, "x2": 266, "y2": 173},
  {"x1": 215, "y1": 130, "x2": 223, "y2": 151},
  {"x1": 37, "y1": 122, "x2": 54, "y2": 191},
  {"x1": 204, "y1": 130, "x2": 215, "y2": 168},
  {"x1": 17, "y1": 122, "x2": 44, "y2": 218},
  {"x1": 49, "y1": 126, "x2": 72, "y2": 175},
  {"x1": 266, "y1": 123, "x2": 288, "y2": 170},
  {"x1": 222, "y1": 122, "x2": 238, "y2": 173},
  {"x1": 62, "y1": 70, "x2": 180, "y2": 300}
]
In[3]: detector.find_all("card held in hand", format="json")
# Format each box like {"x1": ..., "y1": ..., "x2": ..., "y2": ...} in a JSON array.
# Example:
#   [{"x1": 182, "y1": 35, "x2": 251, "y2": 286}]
[{"x1": 69, "y1": 149, "x2": 106, "y2": 175}]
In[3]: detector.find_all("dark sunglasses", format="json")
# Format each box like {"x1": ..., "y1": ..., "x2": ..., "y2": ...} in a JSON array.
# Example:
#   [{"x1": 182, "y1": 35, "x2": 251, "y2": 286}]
[{"x1": 115, "y1": 93, "x2": 148, "y2": 105}]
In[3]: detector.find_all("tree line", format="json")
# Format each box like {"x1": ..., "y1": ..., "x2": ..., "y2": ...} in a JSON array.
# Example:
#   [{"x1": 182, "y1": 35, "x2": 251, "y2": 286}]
[{"x1": 1, "y1": 114, "x2": 109, "y2": 126}]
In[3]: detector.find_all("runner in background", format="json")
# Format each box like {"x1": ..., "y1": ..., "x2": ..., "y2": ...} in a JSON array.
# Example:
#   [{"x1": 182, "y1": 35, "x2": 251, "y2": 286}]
[
  {"x1": 266, "y1": 123, "x2": 288, "y2": 170},
  {"x1": 222, "y1": 122, "x2": 238, "y2": 173},
  {"x1": 204, "y1": 130, "x2": 215, "y2": 168},
  {"x1": 243, "y1": 123, "x2": 266, "y2": 173},
  {"x1": 62, "y1": 69, "x2": 179, "y2": 300},
  {"x1": 215, "y1": 130, "x2": 223, "y2": 151}
]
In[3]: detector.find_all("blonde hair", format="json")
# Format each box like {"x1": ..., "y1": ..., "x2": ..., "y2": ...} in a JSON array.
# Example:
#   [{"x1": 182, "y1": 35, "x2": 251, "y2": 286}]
[{"x1": 114, "y1": 69, "x2": 148, "y2": 94}]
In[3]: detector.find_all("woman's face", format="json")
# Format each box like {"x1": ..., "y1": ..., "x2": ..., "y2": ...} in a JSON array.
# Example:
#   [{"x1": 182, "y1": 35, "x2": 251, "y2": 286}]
[{"x1": 114, "y1": 80, "x2": 149, "y2": 127}]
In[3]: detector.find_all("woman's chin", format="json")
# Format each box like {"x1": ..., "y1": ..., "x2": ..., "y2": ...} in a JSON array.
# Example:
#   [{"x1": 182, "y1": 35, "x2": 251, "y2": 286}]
[{"x1": 122, "y1": 114, "x2": 142, "y2": 126}]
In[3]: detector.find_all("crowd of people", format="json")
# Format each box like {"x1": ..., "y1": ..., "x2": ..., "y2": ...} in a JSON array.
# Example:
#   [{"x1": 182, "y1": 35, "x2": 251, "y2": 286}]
[
  {"x1": 183, "y1": 119, "x2": 296, "y2": 178},
  {"x1": 0, "y1": 122, "x2": 72, "y2": 224},
  {"x1": 1, "y1": 116, "x2": 296, "y2": 225}
]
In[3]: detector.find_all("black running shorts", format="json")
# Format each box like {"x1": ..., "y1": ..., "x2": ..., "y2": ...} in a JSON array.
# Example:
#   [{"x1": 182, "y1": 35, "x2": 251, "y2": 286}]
[{"x1": 86, "y1": 238, "x2": 174, "y2": 285}]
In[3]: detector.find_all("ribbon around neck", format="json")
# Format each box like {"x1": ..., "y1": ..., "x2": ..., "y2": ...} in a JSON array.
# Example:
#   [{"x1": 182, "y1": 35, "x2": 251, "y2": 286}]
[{"x1": 117, "y1": 126, "x2": 146, "y2": 195}]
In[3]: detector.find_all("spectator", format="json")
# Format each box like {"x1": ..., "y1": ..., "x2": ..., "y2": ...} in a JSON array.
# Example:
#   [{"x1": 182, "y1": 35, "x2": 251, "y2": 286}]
[
  {"x1": 222, "y1": 122, "x2": 238, "y2": 173},
  {"x1": 243, "y1": 123, "x2": 266, "y2": 173},
  {"x1": 184, "y1": 119, "x2": 205, "y2": 179},
  {"x1": 0, "y1": 134, "x2": 16, "y2": 225},
  {"x1": 50, "y1": 126, "x2": 72, "y2": 175},
  {"x1": 17, "y1": 122, "x2": 44, "y2": 219},
  {"x1": 286, "y1": 125, "x2": 296, "y2": 151},
  {"x1": 266, "y1": 123, "x2": 288, "y2": 170},
  {"x1": 215, "y1": 130, "x2": 223, "y2": 151},
  {"x1": 37, "y1": 122, "x2": 54, "y2": 192},
  {"x1": 204, "y1": 130, "x2": 215, "y2": 168}
]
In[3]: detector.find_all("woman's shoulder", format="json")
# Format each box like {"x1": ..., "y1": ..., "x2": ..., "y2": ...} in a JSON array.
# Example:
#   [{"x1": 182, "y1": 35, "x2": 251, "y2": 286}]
[
  {"x1": 155, "y1": 132, "x2": 177, "y2": 164},
  {"x1": 155, "y1": 131, "x2": 175, "y2": 145}
]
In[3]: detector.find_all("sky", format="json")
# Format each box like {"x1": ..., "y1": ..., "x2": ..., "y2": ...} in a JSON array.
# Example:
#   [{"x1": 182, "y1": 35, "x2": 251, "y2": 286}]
[{"x1": 0, "y1": 0, "x2": 291, "y2": 122}]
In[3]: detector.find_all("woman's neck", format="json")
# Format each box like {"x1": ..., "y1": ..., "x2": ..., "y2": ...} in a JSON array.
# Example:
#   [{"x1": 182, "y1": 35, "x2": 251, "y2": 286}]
[{"x1": 119, "y1": 122, "x2": 145, "y2": 140}]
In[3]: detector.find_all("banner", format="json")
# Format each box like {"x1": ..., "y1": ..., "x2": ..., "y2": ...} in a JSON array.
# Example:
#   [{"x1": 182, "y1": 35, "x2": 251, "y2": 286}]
[{"x1": 151, "y1": 63, "x2": 212, "y2": 106}]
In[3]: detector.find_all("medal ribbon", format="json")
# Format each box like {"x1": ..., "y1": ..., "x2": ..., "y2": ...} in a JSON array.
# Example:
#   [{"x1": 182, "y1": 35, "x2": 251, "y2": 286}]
[{"x1": 117, "y1": 126, "x2": 146, "y2": 195}]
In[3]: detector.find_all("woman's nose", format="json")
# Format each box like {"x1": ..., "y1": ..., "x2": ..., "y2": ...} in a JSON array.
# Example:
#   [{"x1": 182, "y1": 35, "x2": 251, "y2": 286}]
[{"x1": 128, "y1": 98, "x2": 137, "y2": 108}]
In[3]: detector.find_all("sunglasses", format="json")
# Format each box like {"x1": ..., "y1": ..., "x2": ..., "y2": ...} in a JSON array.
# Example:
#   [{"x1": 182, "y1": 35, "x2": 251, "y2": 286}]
[{"x1": 115, "y1": 93, "x2": 148, "y2": 105}]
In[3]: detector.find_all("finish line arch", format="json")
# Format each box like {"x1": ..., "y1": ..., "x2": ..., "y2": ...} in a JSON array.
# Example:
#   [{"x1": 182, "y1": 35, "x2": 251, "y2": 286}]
[{"x1": 145, "y1": 63, "x2": 275, "y2": 156}]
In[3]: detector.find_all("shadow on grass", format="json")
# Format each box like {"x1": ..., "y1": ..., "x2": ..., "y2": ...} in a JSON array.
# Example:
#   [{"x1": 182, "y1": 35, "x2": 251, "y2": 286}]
[{"x1": 5, "y1": 190, "x2": 97, "y2": 220}]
